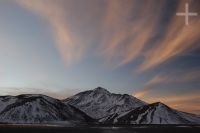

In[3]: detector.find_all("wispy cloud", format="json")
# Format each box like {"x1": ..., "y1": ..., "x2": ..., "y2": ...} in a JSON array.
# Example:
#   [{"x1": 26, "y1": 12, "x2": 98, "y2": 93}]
[
  {"x1": 99, "y1": 0, "x2": 164, "y2": 67},
  {"x1": 100, "y1": 0, "x2": 200, "y2": 70},
  {"x1": 16, "y1": 0, "x2": 90, "y2": 66},
  {"x1": 139, "y1": 0, "x2": 200, "y2": 72},
  {"x1": 133, "y1": 87, "x2": 152, "y2": 99},
  {"x1": 145, "y1": 75, "x2": 166, "y2": 86},
  {"x1": 146, "y1": 68, "x2": 200, "y2": 86},
  {"x1": 16, "y1": 0, "x2": 200, "y2": 71}
]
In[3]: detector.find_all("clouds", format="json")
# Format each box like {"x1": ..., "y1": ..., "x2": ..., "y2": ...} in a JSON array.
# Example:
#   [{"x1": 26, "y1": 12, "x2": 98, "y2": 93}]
[
  {"x1": 100, "y1": 0, "x2": 164, "y2": 67},
  {"x1": 16, "y1": 0, "x2": 200, "y2": 71},
  {"x1": 146, "y1": 69, "x2": 200, "y2": 86},
  {"x1": 16, "y1": 0, "x2": 101, "y2": 66},
  {"x1": 99, "y1": 0, "x2": 200, "y2": 72},
  {"x1": 16, "y1": 0, "x2": 76, "y2": 66},
  {"x1": 133, "y1": 87, "x2": 152, "y2": 99},
  {"x1": 139, "y1": 0, "x2": 200, "y2": 72}
]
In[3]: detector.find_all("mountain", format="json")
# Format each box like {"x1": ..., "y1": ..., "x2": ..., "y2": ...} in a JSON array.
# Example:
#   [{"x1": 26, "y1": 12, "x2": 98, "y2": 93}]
[
  {"x1": 0, "y1": 87, "x2": 200, "y2": 125},
  {"x1": 100, "y1": 102, "x2": 200, "y2": 124},
  {"x1": 63, "y1": 87, "x2": 146, "y2": 119},
  {"x1": 0, "y1": 94, "x2": 94, "y2": 124}
]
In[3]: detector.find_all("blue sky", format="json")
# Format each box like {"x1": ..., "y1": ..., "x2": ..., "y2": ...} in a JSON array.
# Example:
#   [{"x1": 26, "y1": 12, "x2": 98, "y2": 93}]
[{"x1": 0, "y1": 0, "x2": 200, "y2": 114}]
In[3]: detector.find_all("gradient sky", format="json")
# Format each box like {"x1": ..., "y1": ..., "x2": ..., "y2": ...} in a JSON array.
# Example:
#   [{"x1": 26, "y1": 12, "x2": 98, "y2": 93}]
[{"x1": 0, "y1": 0, "x2": 200, "y2": 114}]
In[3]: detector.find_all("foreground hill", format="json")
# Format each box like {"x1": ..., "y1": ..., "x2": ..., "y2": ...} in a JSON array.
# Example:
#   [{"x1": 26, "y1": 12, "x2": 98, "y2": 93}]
[{"x1": 0, "y1": 94, "x2": 93, "y2": 124}]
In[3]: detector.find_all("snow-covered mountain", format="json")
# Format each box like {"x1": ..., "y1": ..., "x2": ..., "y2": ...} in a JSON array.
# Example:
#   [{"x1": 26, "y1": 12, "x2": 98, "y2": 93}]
[
  {"x1": 100, "y1": 102, "x2": 200, "y2": 124},
  {"x1": 63, "y1": 87, "x2": 146, "y2": 119},
  {"x1": 0, "y1": 87, "x2": 199, "y2": 125},
  {"x1": 0, "y1": 94, "x2": 94, "y2": 124}
]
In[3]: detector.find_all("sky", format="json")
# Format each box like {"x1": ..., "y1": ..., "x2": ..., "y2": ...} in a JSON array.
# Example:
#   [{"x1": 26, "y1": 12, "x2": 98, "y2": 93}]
[{"x1": 0, "y1": 0, "x2": 200, "y2": 114}]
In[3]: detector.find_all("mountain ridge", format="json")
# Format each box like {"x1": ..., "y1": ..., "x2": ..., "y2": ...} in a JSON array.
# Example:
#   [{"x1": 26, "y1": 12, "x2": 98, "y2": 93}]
[{"x1": 0, "y1": 87, "x2": 199, "y2": 125}]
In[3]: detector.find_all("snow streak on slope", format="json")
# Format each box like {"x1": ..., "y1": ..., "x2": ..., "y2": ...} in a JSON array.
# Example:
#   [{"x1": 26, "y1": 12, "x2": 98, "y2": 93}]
[{"x1": 0, "y1": 96, "x2": 17, "y2": 113}]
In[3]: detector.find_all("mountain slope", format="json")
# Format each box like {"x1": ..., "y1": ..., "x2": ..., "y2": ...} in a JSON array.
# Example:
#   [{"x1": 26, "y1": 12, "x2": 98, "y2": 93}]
[
  {"x1": 0, "y1": 94, "x2": 94, "y2": 124},
  {"x1": 63, "y1": 87, "x2": 146, "y2": 119},
  {"x1": 102, "y1": 102, "x2": 200, "y2": 124},
  {"x1": 0, "y1": 96, "x2": 17, "y2": 113}
]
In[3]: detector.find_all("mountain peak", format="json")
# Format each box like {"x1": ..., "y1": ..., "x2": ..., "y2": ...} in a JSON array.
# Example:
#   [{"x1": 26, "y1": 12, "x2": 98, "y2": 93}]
[
  {"x1": 93, "y1": 87, "x2": 110, "y2": 94},
  {"x1": 152, "y1": 102, "x2": 168, "y2": 108}
]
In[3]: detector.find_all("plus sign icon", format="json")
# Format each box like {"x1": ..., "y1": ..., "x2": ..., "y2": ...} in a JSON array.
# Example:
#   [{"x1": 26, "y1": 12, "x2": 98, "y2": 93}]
[{"x1": 176, "y1": 3, "x2": 198, "y2": 25}]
